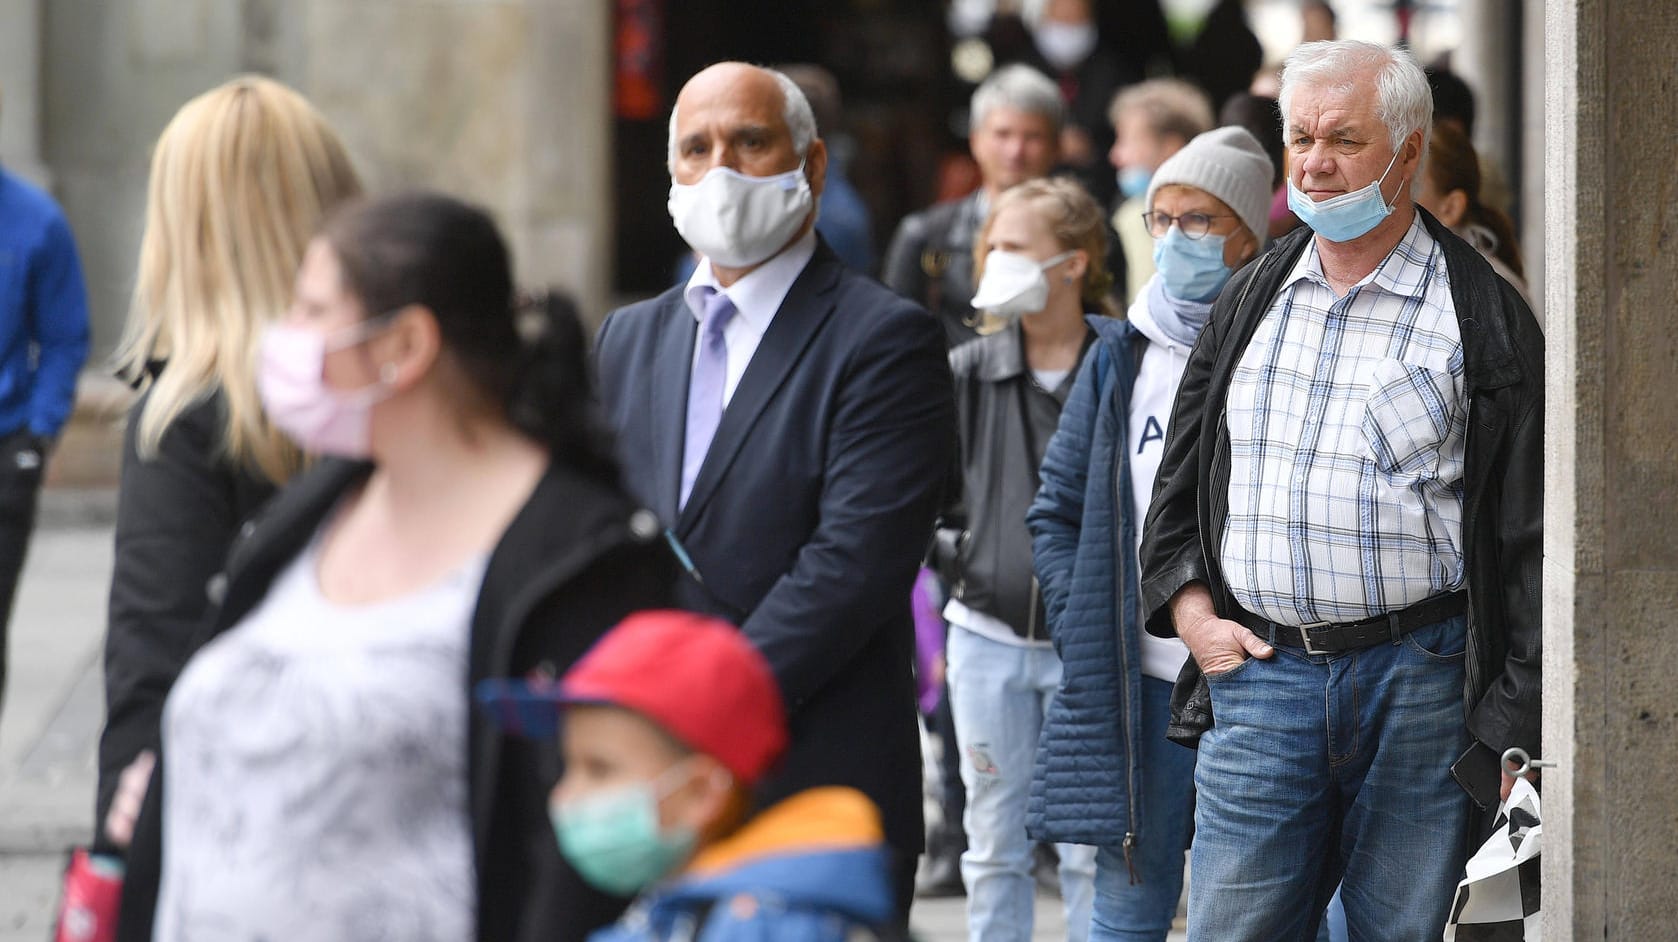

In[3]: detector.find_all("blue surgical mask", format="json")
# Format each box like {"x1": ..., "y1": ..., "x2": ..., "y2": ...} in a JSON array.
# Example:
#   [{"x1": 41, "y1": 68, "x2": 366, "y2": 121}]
[
  {"x1": 1286, "y1": 148, "x2": 1405, "y2": 243},
  {"x1": 1117, "y1": 167, "x2": 1152, "y2": 201},
  {"x1": 550, "y1": 763, "x2": 699, "y2": 896},
  {"x1": 1152, "y1": 227, "x2": 1232, "y2": 302}
]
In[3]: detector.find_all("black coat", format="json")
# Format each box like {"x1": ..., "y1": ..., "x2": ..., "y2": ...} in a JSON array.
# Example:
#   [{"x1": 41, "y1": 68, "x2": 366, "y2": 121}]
[
  {"x1": 933, "y1": 322, "x2": 1084, "y2": 639},
  {"x1": 117, "y1": 457, "x2": 674, "y2": 942},
  {"x1": 880, "y1": 191, "x2": 989, "y2": 349},
  {"x1": 97, "y1": 389, "x2": 277, "y2": 852},
  {"x1": 593, "y1": 241, "x2": 956, "y2": 861},
  {"x1": 1138, "y1": 210, "x2": 1544, "y2": 805}
]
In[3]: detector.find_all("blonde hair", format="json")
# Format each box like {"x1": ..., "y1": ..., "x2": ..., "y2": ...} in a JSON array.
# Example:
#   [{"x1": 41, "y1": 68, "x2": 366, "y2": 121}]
[
  {"x1": 972, "y1": 177, "x2": 1120, "y2": 334},
  {"x1": 113, "y1": 75, "x2": 362, "y2": 484},
  {"x1": 1108, "y1": 79, "x2": 1214, "y2": 145}
]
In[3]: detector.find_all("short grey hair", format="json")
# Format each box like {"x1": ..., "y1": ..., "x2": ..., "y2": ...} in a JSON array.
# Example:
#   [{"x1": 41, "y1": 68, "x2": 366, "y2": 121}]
[
  {"x1": 970, "y1": 64, "x2": 1064, "y2": 137},
  {"x1": 666, "y1": 66, "x2": 818, "y2": 176},
  {"x1": 1278, "y1": 40, "x2": 1432, "y2": 154}
]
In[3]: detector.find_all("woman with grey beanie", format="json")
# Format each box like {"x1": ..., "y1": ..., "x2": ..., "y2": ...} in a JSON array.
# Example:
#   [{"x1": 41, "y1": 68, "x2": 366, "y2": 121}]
[{"x1": 1027, "y1": 125, "x2": 1272, "y2": 940}]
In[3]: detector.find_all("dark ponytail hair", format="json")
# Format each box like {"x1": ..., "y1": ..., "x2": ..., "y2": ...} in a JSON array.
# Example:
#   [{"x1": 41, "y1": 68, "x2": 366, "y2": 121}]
[{"x1": 320, "y1": 191, "x2": 618, "y2": 482}]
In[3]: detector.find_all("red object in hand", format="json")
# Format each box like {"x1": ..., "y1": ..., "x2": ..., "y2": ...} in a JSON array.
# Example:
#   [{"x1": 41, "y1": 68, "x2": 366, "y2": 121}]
[{"x1": 54, "y1": 849, "x2": 123, "y2": 942}]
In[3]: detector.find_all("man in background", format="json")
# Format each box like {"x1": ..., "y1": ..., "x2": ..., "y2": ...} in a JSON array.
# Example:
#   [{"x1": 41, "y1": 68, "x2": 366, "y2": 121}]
[{"x1": 0, "y1": 86, "x2": 92, "y2": 723}]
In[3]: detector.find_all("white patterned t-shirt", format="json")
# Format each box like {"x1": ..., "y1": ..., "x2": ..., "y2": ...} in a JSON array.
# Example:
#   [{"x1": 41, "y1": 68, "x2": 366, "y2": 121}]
[{"x1": 155, "y1": 535, "x2": 487, "y2": 942}]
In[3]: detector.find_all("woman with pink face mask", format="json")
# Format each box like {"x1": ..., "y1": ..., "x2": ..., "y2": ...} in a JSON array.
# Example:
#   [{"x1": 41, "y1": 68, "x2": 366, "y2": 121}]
[{"x1": 113, "y1": 192, "x2": 673, "y2": 942}]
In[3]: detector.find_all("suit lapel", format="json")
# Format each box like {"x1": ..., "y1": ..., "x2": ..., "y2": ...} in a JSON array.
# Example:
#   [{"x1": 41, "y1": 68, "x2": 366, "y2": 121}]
[
  {"x1": 651, "y1": 293, "x2": 697, "y2": 525},
  {"x1": 677, "y1": 246, "x2": 842, "y2": 533}
]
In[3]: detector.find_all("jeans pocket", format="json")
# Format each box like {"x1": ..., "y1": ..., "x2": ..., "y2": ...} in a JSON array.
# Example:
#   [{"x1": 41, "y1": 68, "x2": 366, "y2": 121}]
[
  {"x1": 1403, "y1": 617, "x2": 1468, "y2": 660},
  {"x1": 1203, "y1": 655, "x2": 1259, "y2": 684}
]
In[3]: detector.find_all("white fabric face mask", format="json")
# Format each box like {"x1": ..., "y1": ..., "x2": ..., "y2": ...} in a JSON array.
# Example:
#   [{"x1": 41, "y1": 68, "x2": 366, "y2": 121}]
[
  {"x1": 1034, "y1": 21, "x2": 1099, "y2": 70},
  {"x1": 667, "y1": 163, "x2": 813, "y2": 268},
  {"x1": 970, "y1": 250, "x2": 1075, "y2": 317}
]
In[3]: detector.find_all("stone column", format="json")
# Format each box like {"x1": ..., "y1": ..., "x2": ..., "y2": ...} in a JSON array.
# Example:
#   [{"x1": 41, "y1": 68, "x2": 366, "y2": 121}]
[
  {"x1": 296, "y1": 0, "x2": 613, "y2": 322},
  {"x1": 1518, "y1": 0, "x2": 1545, "y2": 322},
  {"x1": 0, "y1": 0, "x2": 49, "y2": 185},
  {"x1": 1543, "y1": 0, "x2": 1678, "y2": 935},
  {"x1": 1454, "y1": 0, "x2": 1517, "y2": 190}
]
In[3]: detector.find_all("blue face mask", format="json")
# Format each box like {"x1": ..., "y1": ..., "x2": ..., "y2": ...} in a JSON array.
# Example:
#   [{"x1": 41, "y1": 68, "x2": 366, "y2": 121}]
[
  {"x1": 1152, "y1": 227, "x2": 1232, "y2": 302},
  {"x1": 1117, "y1": 167, "x2": 1152, "y2": 201},
  {"x1": 1286, "y1": 147, "x2": 1405, "y2": 243}
]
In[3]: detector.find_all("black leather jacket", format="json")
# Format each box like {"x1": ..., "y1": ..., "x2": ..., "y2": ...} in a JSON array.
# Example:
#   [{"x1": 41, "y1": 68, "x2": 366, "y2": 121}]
[
  {"x1": 933, "y1": 322, "x2": 1085, "y2": 639},
  {"x1": 881, "y1": 191, "x2": 988, "y2": 349},
  {"x1": 1138, "y1": 211, "x2": 1544, "y2": 802}
]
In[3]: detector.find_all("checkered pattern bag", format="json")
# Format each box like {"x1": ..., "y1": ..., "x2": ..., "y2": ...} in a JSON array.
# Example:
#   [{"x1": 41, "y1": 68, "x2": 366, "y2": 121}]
[{"x1": 1444, "y1": 778, "x2": 1541, "y2": 940}]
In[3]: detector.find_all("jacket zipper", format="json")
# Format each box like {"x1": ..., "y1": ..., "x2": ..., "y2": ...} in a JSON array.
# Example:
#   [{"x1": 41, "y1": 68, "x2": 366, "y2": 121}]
[
  {"x1": 1196, "y1": 255, "x2": 1270, "y2": 603},
  {"x1": 1111, "y1": 377, "x2": 1141, "y2": 883},
  {"x1": 1027, "y1": 576, "x2": 1042, "y2": 641}
]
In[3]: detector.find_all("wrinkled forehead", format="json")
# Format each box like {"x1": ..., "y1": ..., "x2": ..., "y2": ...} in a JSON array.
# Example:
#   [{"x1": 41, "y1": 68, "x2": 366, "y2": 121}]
[
  {"x1": 674, "y1": 67, "x2": 788, "y2": 137},
  {"x1": 1285, "y1": 76, "x2": 1382, "y2": 136}
]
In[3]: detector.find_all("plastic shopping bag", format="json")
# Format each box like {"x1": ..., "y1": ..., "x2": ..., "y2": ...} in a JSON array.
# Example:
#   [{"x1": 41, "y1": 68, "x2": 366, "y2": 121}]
[{"x1": 1443, "y1": 777, "x2": 1541, "y2": 940}]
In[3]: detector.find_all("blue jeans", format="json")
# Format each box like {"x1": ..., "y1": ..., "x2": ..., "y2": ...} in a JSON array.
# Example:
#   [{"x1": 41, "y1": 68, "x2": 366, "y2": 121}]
[
  {"x1": 1188, "y1": 616, "x2": 1473, "y2": 941},
  {"x1": 1089, "y1": 676, "x2": 1196, "y2": 942},
  {"x1": 947, "y1": 626, "x2": 1096, "y2": 942}
]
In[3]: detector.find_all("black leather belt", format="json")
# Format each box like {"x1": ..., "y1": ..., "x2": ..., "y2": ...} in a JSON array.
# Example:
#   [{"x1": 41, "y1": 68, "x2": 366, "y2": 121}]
[{"x1": 1233, "y1": 591, "x2": 1467, "y2": 655}]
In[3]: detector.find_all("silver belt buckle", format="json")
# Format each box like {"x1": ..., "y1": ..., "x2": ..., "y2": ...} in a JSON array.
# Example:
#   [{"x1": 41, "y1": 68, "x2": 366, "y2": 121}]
[{"x1": 1298, "y1": 621, "x2": 1332, "y2": 656}]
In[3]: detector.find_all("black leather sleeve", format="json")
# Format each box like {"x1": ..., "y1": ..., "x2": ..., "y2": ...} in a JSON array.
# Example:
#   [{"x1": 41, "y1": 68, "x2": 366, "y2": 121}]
[{"x1": 1466, "y1": 282, "x2": 1546, "y2": 759}]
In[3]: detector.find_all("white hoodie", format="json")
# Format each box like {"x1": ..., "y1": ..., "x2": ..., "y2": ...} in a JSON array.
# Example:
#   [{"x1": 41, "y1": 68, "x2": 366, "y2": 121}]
[{"x1": 1125, "y1": 276, "x2": 1199, "y2": 682}]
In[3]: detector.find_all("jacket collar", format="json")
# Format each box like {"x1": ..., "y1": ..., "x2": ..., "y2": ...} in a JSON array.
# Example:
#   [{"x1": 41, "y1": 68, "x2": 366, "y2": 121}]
[
  {"x1": 968, "y1": 319, "x2": 1099, "y2": 384},
  {"x1": 655, "y1": 787, "x2": 893, "y2": 925},
  {"x1": 970, "y1": 321, "x2": 1027, "y2": 382},
  {"x1": 1243, "y1": 210, "x2": 1525, "y2": 393}
]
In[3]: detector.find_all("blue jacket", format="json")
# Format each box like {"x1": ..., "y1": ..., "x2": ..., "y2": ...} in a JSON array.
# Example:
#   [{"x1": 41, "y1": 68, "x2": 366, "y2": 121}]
[
  {"x1": 1024, "y1": 315, "x2": 1144, "y2": 847},
  {"x1": 589, "y1": 787, "x2": 895, "y2": 942},
  {"x1": 0, "y1": 167, "x2": 90, "y2": 438}
]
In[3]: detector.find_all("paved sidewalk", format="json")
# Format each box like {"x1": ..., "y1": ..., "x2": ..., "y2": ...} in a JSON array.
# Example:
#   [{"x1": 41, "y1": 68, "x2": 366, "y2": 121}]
[{"x1": 0, "y1": 518, "x2": 112, "y2": 942}]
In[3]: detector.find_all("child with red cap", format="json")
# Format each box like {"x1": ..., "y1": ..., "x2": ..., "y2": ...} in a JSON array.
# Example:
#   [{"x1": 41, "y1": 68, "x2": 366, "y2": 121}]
[{"x1": 478, "y1": 610, "x2": 898, "y2": 941}]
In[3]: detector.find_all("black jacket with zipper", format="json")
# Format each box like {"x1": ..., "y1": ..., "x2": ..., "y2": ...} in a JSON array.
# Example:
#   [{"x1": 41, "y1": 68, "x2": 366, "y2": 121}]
[
  {"x1": 1138, "y1": 210, "x2": 1544, "y2": 807},
  {"x1": 116, "y1": 457, "x2": 674, "y2": 942},
  {"x1": 97, "y1": 387, "x2": 277, "y2": 854},
  {"x1": 933, "y1": 322, "x2": 1083, "y2": 640}
]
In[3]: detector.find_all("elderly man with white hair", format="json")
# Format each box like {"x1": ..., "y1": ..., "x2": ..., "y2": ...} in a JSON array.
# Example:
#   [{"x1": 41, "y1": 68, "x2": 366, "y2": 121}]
[
  {"x1": 1137, "y1": 41, "x2": 1544, "y2": 939},
  {"x1": 594, "y1": 62, "x2": 956, "y2": 925}
]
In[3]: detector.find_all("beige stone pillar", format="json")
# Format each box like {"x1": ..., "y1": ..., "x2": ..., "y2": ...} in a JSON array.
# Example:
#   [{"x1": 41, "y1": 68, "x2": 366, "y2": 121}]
[
  {"x1": 296, "y1": 0, "x2": 613, "y2": 322},
  {"x1": 0, "y1": 0, "x2": 47, "y2": 184},
  {"x1": 1543, "y1": 0, "x2": 1678, "y2": 935}
]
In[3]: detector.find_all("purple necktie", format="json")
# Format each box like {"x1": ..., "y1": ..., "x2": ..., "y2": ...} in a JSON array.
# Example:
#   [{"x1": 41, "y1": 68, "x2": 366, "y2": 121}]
[{"x1": 681, "y1": 287, "x2": 737, "y2": 509}]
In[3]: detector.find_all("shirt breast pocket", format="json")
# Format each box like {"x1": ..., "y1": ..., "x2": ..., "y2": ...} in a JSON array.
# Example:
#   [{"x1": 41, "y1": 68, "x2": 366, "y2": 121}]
[{"x1": 1360, "y1": 357, "x2": 1458, "y2": 483}]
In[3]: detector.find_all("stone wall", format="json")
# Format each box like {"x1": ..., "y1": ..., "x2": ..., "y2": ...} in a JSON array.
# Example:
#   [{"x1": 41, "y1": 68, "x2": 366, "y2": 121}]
[
  {"x1": 1544, "y1": 0, "x2": 1678, "y2": 935},
  {"x1": 32, "y1": 0, "x2": 613, "y2": 360}
]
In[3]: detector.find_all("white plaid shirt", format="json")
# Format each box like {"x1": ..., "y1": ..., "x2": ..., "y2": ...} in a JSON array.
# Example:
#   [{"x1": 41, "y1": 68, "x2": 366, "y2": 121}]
[{"x1": 1221, "y1": 215, "x2": 1467, "y2": 626}]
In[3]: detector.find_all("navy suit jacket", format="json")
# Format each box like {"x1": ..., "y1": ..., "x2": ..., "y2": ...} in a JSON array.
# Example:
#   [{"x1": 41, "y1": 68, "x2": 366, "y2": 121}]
[{"x1": 594, "y1": 241, "x2": 955, "y2": 855}]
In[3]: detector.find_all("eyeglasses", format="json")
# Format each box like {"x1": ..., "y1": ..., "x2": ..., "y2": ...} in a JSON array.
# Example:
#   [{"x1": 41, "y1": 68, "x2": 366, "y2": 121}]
[{"x1": 1142, "y1": 211, "x2": 1236, "y2": 240}]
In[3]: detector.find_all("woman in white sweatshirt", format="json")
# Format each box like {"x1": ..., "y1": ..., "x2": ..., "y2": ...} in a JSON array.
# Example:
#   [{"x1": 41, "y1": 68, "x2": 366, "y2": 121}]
[{"x1": 1029, "y1": 125, "x2": 1273, "y2": 941}]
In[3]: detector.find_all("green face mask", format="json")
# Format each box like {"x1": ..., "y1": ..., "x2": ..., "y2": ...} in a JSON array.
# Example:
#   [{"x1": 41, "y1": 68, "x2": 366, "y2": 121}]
[{"x1": 551, "y1": 763, "x2": 698, "y2": 897}]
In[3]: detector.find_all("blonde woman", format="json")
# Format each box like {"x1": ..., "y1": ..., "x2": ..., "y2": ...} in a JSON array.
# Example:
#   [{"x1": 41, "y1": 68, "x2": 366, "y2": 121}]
[
  {"x1": 95, "y1": 76, "x2": 361, "y2": 855},
  {"x1": 927, "y1": 177, "x2": 1118, "y2": 942}
]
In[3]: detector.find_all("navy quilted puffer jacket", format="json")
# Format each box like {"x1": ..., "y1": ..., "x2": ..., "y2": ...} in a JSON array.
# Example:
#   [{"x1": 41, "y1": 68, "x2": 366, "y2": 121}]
[{"x1": 1025, "y1": 315, "x2": 1146, "y2": 848}]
